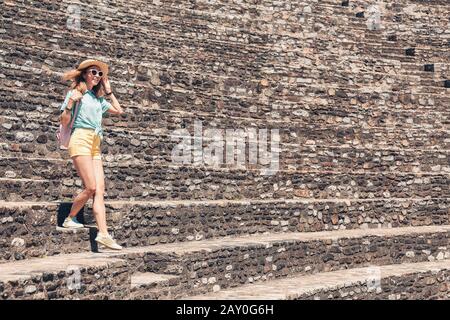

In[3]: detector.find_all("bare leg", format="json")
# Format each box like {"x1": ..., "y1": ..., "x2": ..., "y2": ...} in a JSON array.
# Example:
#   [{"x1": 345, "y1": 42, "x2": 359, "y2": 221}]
[
  {"x1": 68, "y1": 155, "x2": 96, "y2": 218},
  {"x1": 92, "y1": 158, "x2": 108, "y2": 235}
]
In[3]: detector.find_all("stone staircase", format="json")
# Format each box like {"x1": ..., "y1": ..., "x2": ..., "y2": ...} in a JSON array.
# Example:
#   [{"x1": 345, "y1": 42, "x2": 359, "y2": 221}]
[{"x1": 0, "y1": 0, "x2": 449, "y2": 300}]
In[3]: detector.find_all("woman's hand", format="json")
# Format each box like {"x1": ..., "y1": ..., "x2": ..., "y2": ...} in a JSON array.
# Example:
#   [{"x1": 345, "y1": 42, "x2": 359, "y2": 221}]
[
  {"x1": 101, "y1": 75, "x2": 112, "y2": 93},
  {"x1": 69, "y1": 89, "x2": 83, "y2": 102}
]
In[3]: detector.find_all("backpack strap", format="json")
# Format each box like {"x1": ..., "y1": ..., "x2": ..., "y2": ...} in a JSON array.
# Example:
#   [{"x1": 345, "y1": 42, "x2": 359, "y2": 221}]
[{"x1": 69, "y1": 100, "x2": 81, "y2": 129}]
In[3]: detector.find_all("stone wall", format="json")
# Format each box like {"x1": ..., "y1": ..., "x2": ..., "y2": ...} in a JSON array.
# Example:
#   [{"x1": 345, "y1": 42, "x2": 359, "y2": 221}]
[
  {"x1": 125, "y1": 230, "x2": 450, "y2": 299},
  {"x1": 296, "y1": 270, "x2": 450, "y2": 300},
  {"x1": 1, "y1": 259, "x2": 130, "y2": 300},
  {"x1": 1, "y1": 198, "x2": 449, "y2": 261},
  {"x1": 0, "y1": 0, "x2": 449, "y2": 300}
]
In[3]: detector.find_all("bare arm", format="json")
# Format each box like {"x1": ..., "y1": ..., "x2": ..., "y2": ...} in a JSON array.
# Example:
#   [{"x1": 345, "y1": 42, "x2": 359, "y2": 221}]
[
  {"x1": 60, "y1": 98, "x2": 75, "y2": 126},
  {"x1": 60, "y1": 90, "x2": 82, "y2": 126},
  {"x1": 102, "y1": 75, "x2": 124, "y2": 115},
  {"x1": 106, "y1": 92, "x2": 124, "y2": 115}
]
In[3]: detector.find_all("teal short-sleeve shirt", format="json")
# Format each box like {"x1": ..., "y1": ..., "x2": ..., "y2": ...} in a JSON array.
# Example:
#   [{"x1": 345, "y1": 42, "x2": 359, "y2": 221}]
[{"x1": 60, "y1": 89, "x2": 112, "y2": 138}]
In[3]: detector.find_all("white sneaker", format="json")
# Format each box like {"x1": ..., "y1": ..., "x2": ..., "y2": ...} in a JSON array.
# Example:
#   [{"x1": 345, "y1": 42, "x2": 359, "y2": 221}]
[
  {"x1": 95, "y1": 233, "x2": 122, "y2": 250},
  {"x1": 62, "y1": 216, "x2": 84, "y2": 229}
]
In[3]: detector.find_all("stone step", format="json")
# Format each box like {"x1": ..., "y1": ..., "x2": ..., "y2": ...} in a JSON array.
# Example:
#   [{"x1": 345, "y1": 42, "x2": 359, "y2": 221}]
[
  {"x1": 0, "y1": 250, "x2": 130, "y2": 300},
  {"x1": 325, "y1": 0, "x2": 448, "y2": 14},
  {"x1": 20, "y1": 0, "x2": 450, "y2": 29},
  {"x1": 1, "y1": 198, "x2": 448, "y2": 261},
  {"x1": 1, "y1": 30, "x2": 445, "y2": 90},
  {"x1": 2, "y1": 40, "x2": 449, "y2": 106},
  {"x1": 1, "y1": 144, "x2": 448, "y2": 174},
  {"x1": 2, "y1": 5, "x2": 446, "y2": 81},
  {"x1": 2, "y1": 51, "x2": 449, "y2": 115},
  {"x1": 323, "y1": 0, "x2": 449, "y2": 14},
  {"x1": 8, "y1": 0, "x2": 449, "y2": 40},
  {"x1": 1, "y1": 134, "x2": 450, "y2": 173},
  {"x1": 124, "y1": 224, "x2": 450, "y2": 298},
  {"x1": 0, "y1": 19, "x2": 268, "y2": 75},
  {"x1": 5, "y1": 30, "x2": 449, "y2": 73},
  {"x1": 1, "y1": 116, "x2": 449, "y2": 158},
  {"x1": 129, "y1": 272, "x2": 180, "y2": 299},
  {"x1": 337, "y1": 0, "x2": 447, "y2": 8},
  {"x1": 0, "y1": 224, "x2": 449, "y2": 299},
  {"x1": 1, "y1": 163, "x2": 449, "y2": 202},
  {"x1": 0, "y1": 87, "x2": 450, "y2": 134},
  {"x1": 2, "y1": 80, "x2": 449, "y2": 129},
  {"x1": 3, "y1": 46, "x2": 449, "y2": 99},
  {"x1": 5, "y1": 0, "x2": 449, "y2": 54},
  {"x1": 182, "y1": 259, "x2": 450, "y2": 300},
  {"x1": 1, "y1": 145, "x2": 449, "y2": 181},
  {"x1": 130, "y1": 272, "x2": 179, "y2": 289},
  {"x1": 3, "y1": 33, "x2": 449, "y2": 91},
  {"x1": 3, "y1": 45, "x2": 450, "y2": 106}
]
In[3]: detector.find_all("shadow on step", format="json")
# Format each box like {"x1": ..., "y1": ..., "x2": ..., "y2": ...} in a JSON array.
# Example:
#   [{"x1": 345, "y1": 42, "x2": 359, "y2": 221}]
[
  {"x1": 57, "y1": 202, "x2": 99, "y2": 253},
  {"x1": 57, "y1": 202, "x2": 86, "y2": 226}
]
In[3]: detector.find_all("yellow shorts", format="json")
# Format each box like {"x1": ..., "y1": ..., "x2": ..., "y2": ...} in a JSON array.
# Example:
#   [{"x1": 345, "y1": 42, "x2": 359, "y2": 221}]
[{"x1": 68, "y1": 128, "x2": 102, "y2": 160}]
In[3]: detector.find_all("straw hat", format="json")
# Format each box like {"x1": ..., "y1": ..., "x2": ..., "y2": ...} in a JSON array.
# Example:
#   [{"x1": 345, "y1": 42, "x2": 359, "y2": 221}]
[{"x1": 77, "y1": 59, "x2": 109, "y2": 76}]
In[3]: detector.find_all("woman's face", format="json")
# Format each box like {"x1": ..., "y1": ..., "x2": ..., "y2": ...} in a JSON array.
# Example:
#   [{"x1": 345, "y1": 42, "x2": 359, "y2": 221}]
[{"x1": 83, "y1": 66, "x2": 103, "y2": 88}]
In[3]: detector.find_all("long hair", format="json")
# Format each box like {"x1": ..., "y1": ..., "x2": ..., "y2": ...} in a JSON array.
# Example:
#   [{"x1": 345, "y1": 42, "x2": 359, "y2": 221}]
[{"x1": 62, "y1": 66, "x2": 106, "y2": 98}]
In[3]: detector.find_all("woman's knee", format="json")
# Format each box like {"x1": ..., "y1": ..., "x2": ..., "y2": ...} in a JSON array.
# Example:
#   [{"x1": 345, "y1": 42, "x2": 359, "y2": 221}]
[
  {"x1": 85, "y1": 185, "x2": 97, "y2": 196},
  {"x1": 95, "y1": 185, "x2": 105, "y2": 197}
]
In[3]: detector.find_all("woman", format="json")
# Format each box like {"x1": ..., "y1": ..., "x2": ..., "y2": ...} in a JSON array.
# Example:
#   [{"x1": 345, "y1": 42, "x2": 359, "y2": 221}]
[{"x1": 59, "y1": 59, "x2": 124, "y2": 250}]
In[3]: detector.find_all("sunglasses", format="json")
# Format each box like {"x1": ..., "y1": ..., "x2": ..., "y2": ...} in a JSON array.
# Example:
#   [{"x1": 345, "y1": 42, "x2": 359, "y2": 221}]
[{"x1": 87, "y1": 69, "x2": 103, "y2": 77}]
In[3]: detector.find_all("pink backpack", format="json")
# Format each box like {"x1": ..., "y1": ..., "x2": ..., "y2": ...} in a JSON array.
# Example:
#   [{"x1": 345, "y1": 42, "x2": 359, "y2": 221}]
[{"x1": 56, "y1": 101, "x2": 80, "y2": 150}]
